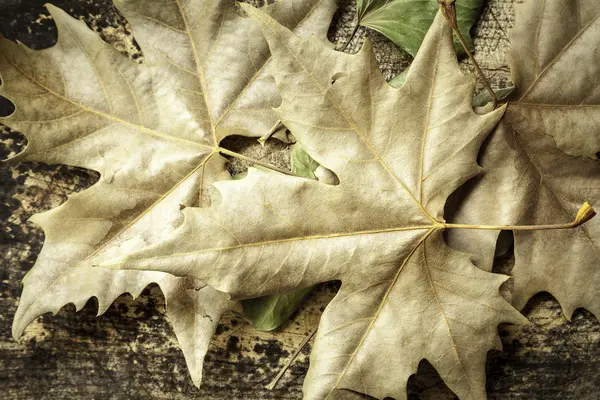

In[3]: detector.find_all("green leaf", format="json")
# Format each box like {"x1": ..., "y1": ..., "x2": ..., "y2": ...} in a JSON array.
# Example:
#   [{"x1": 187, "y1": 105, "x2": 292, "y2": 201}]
[
  {"x1": 388, "y1": 68, "x2": 409, "y2": 88},
  {"x1": 472, "y1": 86, "x2": 514, "y2": 107},
  {"x1": 232, "y1": 171, "x2": 248, "y2": 180},
  {"x1": 242, "y1": 287, "x2": 313, "y2": 331},
  {"x1": 357, "y1": 0, "x2": 483, "y2": 56},
  {"x1": 291, "y1": 142, "x2": 319, "y2": 179}
]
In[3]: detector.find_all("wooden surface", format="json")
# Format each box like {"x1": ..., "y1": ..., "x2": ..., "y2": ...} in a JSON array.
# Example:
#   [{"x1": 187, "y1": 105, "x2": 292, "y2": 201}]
[{"x1": 1, "y1": 0, "x2": 599, "y2": 399}]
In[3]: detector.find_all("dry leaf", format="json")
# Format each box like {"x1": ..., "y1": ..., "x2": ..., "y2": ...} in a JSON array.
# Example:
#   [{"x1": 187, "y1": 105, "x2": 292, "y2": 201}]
[
  {"x1": 450, "y1": 121, "x2": 600, "y2": 318},
  {"x1": 0, "y1": 0, "x2": 336, "y2": 386},
  {"x1": 448, "y1": 0, "x2": 600, "y2": 318},
  {"x1": 508, "y1": 0, "x2": 600, "y2": 158},
  {"x1": 104, "y1": 9, "x2": 526, "y2": 400}
]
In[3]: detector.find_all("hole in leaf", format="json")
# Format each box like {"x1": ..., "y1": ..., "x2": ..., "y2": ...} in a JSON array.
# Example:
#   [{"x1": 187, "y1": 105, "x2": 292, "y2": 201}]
[
  {"x1": 314, "y1": 165, "x2": 340, "y2": 185},
  {"x1": 219, "y1": 134, "x2": 292, "y2": 176},
  {"x1": 331, "y1": 72, "x2": 344, "y2": 85},
  {"x1": 0, "y1": 124, "x2": 27, "y2": 160},
  {"x1": 494, "y1": 230, "x2": 514, "y2": 259},
  {"x1": 0, "y1": 95, "x2": 15, "y2": 118}
]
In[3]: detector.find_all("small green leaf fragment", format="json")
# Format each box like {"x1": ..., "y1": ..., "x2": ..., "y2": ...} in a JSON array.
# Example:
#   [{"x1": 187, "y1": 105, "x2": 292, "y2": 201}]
[
  {"x1": 242, "y1": 287, "x2": 313, "y2": 331},
  {"x1": 389, "y1": 68, "x2": 409, "y2": 89},
  {"x1": 472, "y1": 86, "x2": 514, "y2": 108},
  {"x1": 232, "y1": 171, "x2": 248, "y2": 180},
  {"x1": 291, "y1": 142, "x2": 319, "y2": 179}
]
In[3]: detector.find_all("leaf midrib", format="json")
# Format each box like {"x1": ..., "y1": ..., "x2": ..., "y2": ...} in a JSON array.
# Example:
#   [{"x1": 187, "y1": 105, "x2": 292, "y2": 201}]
[
  {"x1": 173, "y1": 0, "x2": 218, "y2": 144},
  {"x1": 518, "y1": 12, "x2": 600, "y2": 103},
  {"x1": 15, "y1": 150, "x2": 218, "y2": 329},
  {"x1": 2, "y1": 52, "x2": 213, "y2": 151},
  {"x1": 215, "y1": 0, "x2": 333, "y2": 129},
  {"x1": 253, "y1": 9, "x2": 436, "y2": 223},
  {"x1": 508, "y1": 121, "x2": 600, "y2": 257},
  {"x1": 105, "y1": 224, "x2": 435, "y2": 264},
  {"x1": 324, "y1": 228, "x2": 434, "y2": 399}
]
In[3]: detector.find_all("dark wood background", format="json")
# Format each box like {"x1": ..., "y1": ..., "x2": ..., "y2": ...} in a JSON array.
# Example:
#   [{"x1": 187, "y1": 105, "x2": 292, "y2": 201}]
[{"x1": 1, "y1": 0, "x2": 599, "y2": 399}]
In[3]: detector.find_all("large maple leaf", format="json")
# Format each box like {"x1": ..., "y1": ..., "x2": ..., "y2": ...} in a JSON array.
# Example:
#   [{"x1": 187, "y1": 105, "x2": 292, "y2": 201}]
[
  {"x1": 0, "y1": 0, "x2": 336, "y2": 386},
  {"x1": 104, "y1": 8, "x2": 528, "y2": 399},
  {"x1": 447, "y1": 0, "x2": 600, "y2": 318}
]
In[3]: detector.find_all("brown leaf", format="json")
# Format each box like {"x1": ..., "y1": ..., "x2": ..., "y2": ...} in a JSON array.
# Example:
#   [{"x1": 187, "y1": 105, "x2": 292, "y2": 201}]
[
  {"x1": 449, "y1": 119, "x2": 600, "y2": 318},
  {"x1": 448, "y1": 0, "x2": 600, "y2": 318},
  {"x1": 508, "y1": 0, "x2": 600, "y2": 158}
]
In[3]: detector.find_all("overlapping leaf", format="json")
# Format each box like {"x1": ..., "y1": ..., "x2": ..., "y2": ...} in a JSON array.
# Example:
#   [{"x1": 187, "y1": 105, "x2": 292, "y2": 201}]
[
  {"x1": 448, "y1": 0, "x2": 600, "y2": 318},
  {"x1": 508, "y1": 0, "x2": 600, "y2": 158},
  {"x1": 104, "y1": 8, "x2": 526, "y2": 399},
  {"x1": 0, "y1": 0, "x2": 336, "y2": 386},
  {"x1": 356, "y1": 0, "x2": 483, "y2": 56}
]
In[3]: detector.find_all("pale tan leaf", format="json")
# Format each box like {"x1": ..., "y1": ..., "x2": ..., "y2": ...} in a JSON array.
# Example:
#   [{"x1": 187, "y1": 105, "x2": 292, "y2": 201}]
[
  {"x1": 447, "y1": 0, "x2": 600, "y2": 318},
  {"x1": 162, "y1": 278, "x2": 240, "y2": 386},
  {"x1": 103, "y1": 9, "x2": 525, "y2": 400},
  {"x1": 0, "y1": 0, "x2": 336, "y2": 387},
  {"x1": 116, "y1": 0, "x2": 338, "y2": 140},
  {"x1": 1, "y1": 2, "x2": 217, "y2": 340},
  {"x1": 508, "y1": 0, "x2": 600, "y2": 158}
]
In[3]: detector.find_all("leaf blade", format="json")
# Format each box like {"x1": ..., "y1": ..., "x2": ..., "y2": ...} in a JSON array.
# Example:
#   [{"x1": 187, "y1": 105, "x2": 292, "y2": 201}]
[{"x1": 104, "y1": 9, "x2": 520, "y2": 400}]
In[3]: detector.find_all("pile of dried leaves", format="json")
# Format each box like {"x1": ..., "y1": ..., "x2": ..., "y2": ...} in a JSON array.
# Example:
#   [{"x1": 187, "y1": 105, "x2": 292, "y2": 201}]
[{"x1": 1, "y1": 0, "x2": 598, "y2": 398}]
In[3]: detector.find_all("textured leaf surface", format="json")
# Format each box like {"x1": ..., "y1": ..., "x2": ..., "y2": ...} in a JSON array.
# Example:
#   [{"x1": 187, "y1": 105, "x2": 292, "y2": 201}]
[
  {"x1": 116, "y1": 0, "x2": 336, "y2": 141},
  {"x1": 448, "y1": 0, "x2": 600, "y2": 318},
  {"x1": 105, "y1": 9, "x2": 525, "y2": 400},
  {"x1": 0, "y1": 0, "x2": 336, "y2": 386},
  {"x1": 242, "y1": 142, "x2": 317, "y2": 331},
  {"x1": 357, "y1": 0, "x2": 483, "y2": 56},
  {"x1": 449, "y1": 120, "x2": 600, "y2": 318},
  {"x1": 507, "y1": 0, "x2": 600, "y2": 158}
]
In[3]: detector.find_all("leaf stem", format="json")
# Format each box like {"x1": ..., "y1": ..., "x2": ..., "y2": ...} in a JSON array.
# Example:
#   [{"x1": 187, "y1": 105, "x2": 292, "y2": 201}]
[
  {"x1": 266, "y1": 325, "x2": 318, "y2": 390},
  {"x1": 443, "y1": 203, "x2": 596, "y2": 231},
  {"x1": 341, "y1": 22, "x2": 360, "y2": 53},
  {"x1": 438, "y1": 1, "x2": 498, "y2": 109},
  {"x1": 218, "y1": 147, "x2": 307, "y2": 178},
  {"x1": 258, "y1": 120, "x2": 283, "y2": 146}
]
